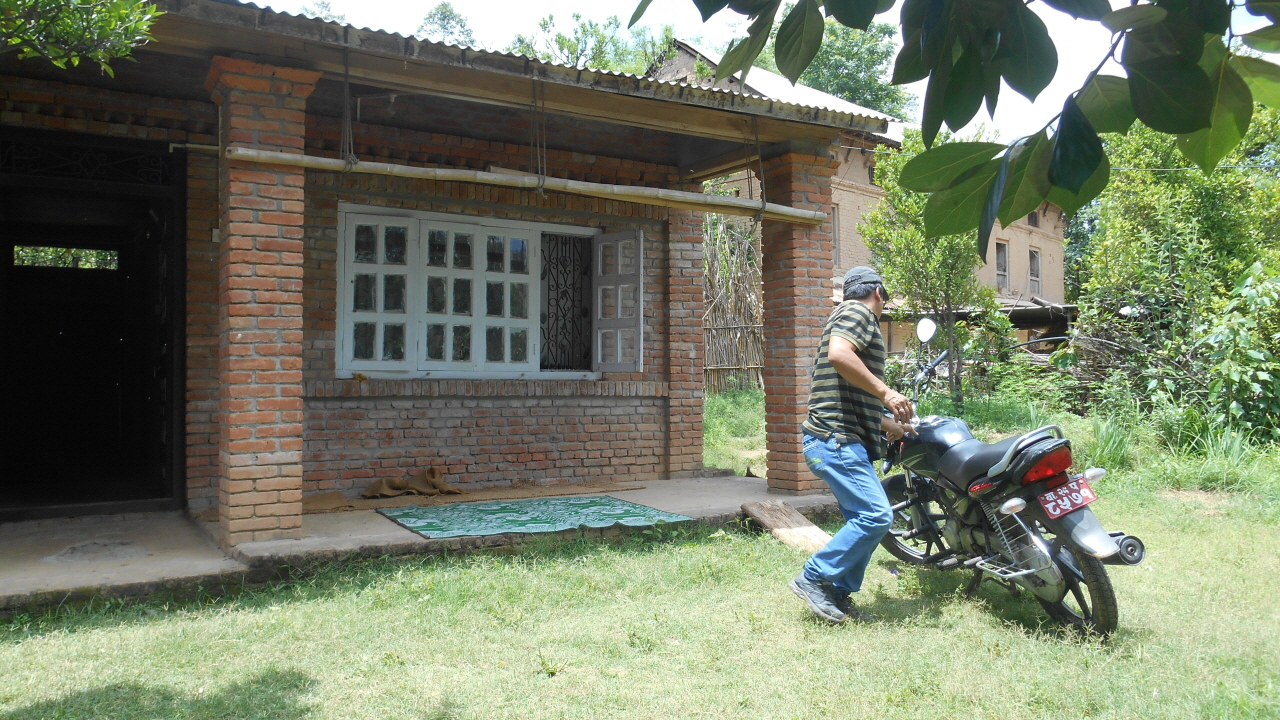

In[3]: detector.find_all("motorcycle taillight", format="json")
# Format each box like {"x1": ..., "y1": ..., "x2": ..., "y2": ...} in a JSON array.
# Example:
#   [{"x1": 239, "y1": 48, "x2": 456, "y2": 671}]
[{"x1": 1021, "y1": 446, "x2": 1073, "y2": 485}]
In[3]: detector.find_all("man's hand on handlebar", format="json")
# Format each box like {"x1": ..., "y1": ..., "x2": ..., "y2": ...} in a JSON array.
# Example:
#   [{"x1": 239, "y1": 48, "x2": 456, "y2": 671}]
[
  {"x1": 882, "y1": 417, "x2": 914, "y2": 442},
  {"x1": 881, "y1": 388, "x2": 913, "y2": 423}
]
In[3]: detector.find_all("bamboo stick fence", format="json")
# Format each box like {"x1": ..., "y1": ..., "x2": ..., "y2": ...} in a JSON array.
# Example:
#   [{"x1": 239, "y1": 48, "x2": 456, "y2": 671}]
[{"x1": 702, "y1": 208, "x2": 765, "y2": 393}]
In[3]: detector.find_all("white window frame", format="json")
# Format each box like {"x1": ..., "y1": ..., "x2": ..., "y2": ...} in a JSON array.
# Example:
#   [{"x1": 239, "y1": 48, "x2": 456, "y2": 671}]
[
  {"x1": 1029, "y1": 247, "x2": 1042, "y2": 296},
  {"x1": 995, "y1": 241, "x2": 1009, "y2": 294},
  {"x1": 336, "y1": 205, "x2": 603, "y2": 379}
]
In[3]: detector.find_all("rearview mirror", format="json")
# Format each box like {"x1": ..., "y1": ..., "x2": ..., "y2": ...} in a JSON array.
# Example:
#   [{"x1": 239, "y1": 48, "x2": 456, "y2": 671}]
[{"x1": 916, "y1": 318, "x2": 937, "y2": 344}]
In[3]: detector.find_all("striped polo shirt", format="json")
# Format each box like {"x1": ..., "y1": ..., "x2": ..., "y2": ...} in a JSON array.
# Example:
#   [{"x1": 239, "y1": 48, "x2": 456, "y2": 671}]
[{"x1": 803, "y1": 300, "x2": 887, "y2": 460}]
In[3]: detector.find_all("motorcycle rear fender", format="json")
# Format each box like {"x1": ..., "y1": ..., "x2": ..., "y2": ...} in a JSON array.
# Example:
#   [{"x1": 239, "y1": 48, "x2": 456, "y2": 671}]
[{"x1": 1028, "y1": 504, "x2": 1119, "y2": 559}]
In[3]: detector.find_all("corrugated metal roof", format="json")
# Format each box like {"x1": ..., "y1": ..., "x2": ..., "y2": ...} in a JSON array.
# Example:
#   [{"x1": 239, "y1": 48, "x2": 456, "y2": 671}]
[{"x1": 197, "y1": 0, "x2": 891, "y2": 133}]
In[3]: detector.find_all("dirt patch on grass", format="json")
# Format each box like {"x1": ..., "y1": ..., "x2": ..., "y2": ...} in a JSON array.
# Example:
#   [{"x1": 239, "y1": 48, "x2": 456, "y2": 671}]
[{"x1": 1160, "y1": 489, "x2": 1231, "y2": 515}]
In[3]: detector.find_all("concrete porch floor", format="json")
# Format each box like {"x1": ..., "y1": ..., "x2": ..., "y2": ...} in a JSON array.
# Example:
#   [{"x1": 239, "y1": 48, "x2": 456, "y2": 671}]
[{"x1": 1, "y1": 476, "x2": 835, "y2": 612}]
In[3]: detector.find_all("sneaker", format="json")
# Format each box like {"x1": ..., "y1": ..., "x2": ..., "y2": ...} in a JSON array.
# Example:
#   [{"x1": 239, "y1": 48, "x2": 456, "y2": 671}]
[
  {"x1": 789, "y1": 573, "x2": 847, "y2": 624},
  {"x1": 831, "y1": 590, "x2": 872, "y2": 622}
]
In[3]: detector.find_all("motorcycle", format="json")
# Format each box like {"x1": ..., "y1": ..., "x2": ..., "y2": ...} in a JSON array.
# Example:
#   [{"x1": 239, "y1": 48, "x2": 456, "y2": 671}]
[{"x1": 880, "y1": 319, "x2": 1145, "y2": 635}]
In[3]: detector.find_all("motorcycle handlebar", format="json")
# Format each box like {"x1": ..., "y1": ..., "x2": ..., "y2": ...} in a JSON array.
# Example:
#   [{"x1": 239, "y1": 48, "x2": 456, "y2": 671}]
[{"x1": 912, "y1": 350, "x2": 949, "y2": 385}]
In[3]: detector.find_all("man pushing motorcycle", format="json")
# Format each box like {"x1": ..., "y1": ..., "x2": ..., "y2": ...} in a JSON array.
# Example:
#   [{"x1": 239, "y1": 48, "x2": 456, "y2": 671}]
[{"x1": 789, "y1": 265, "x2": 915, "y2": 623}]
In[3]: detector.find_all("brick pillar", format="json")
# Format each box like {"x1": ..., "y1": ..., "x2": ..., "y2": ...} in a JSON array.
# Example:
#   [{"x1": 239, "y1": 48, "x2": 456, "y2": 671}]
[
  {"x1": 205, "y1": 57, "x2": 321, "y2": 544},
  {"x1": 759, "y1": 144, "x2": 839, "y2": 493},
  {"x1": 666, "y1": 198, "x2": 706, "y2": 477}
]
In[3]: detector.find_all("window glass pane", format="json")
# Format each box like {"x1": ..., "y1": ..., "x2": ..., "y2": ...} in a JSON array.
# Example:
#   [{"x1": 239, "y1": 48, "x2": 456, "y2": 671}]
[
  {"x1": 384, "y1": 227, "x2": 407, "y2": 264},
  {"x1": 510, "y1": 328, "x2": 528, "y2": 363},
  {"x1": 427, "y1": 276, "x2": 447, "y2": 313},
  {"x1": 453, "y1": 233, "x2": 473, "y2": 269},
  {"x1": 619, "y1": 284, "x2": 636, "y2": 318},
  {"x1": 453, "y1": 278, "x2": 472, "y2": 315},
  {"x1": 510, "y1": 237, "x2": 528, "y2": 274},
  {"x1": 599, "y1": 285, "x2": 617, "y2": 319},
  {"x1": 600, "y1": 330, "x2": 617, "y2": 364},
  {"x1": 487, "y1": 236, "x2": 505, "y2": 272},
  {"x1": 353, "y1": 274, "x2": 376, "y2": 311},
  {"x1": 353, "y1": 322, "x2": 376, "y2": 360},
  {"x1": 486, "y1": 282, "x2": 505, "y2": 317},
  {"x1": 383, "y1": 274, "x2": 406, "y2": 312},
  {"x1": 486, "y1": 326, "x2": 504, "y2": 362},
  {"x1": 510, "y1": 282, "x2": 528, "y2": 319},
  {"x1": 1029, "y1": 250, "x2": 1041, "y2": 277},
  {"x1": 599, "y1": 242, "x2": 616, "y2": 276},
  {"x1": 452, "y1": 325, "x2": 471, "y2": 362},
  {"x1": 428, "y1": 229, "x2": 448, "y2": 267},
  {"x1": 383, "y1": 324, "x2": 406, "y2": 360},
  {"x1": 426, "y1": 323, "x2": 445, "y2": 360},
  {"x1": 355, "y1": 225, "x2": 377, "y2": 263},
  {"x1": 620, "y1": 240, "x2": 636, "y2": 274},
  {"x1": 619, "y1": 329, "x2": 636, "y2": 364}
]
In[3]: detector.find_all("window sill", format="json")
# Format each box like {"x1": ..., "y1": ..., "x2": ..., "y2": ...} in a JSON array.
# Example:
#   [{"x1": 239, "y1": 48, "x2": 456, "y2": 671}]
[
  {"x1": 334, "y1": 370, "x2": 600, "y2": 381},
  {"x1": 306, "y1": 375, "x2": 667, "y2": 399}
]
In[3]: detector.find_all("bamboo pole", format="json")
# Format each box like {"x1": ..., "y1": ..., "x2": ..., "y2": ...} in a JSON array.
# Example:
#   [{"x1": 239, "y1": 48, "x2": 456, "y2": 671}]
[{"x1": 224, "y1": 147, "x2": 826, "y2": 226}]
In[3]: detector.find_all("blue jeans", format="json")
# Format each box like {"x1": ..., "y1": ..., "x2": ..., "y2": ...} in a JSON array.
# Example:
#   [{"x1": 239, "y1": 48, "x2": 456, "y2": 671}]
[{"x1": 802, "y1": 433, "x2": 893, "y2": 594}]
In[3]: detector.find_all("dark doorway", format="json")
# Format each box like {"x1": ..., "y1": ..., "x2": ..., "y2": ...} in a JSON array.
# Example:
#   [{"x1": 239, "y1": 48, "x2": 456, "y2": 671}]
[{"x1": 0, "y1": 129, "x2": 185, "y2": 520}]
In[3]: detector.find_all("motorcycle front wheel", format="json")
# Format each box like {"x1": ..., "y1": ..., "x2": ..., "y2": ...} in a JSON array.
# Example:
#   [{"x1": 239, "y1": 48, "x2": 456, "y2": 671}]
[
  {"x1": 1039, "y1": 545, "x2": 1119, "y2": 636},
  {"x1": 880, "y1": 473, "x2": 950, "y2": 565}
]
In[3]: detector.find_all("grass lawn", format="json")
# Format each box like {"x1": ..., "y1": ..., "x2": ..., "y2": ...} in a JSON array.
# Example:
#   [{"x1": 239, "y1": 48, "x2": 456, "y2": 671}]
[{"x1": 2, "y1": 482, "x2": 1278, "y2": 719}]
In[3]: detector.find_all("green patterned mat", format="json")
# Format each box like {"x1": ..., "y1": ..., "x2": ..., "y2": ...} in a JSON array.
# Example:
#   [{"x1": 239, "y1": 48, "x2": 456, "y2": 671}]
[{"x1": 378, "y1": 496, "x2": 692, "y2": 539}]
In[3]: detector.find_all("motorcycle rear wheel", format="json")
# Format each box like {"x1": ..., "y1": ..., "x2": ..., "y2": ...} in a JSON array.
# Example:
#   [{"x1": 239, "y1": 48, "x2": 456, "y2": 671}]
[
  {"x1": 1038, "y1": 545, "x2": 1119, "y2": 636},
  {"x1": 880, "y1": 473, "x2": 950, "y2": 565}
]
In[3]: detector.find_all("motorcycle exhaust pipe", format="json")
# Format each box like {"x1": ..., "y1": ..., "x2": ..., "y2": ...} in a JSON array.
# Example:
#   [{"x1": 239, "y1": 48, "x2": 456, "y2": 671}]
[{"x1": 1102, "y1": 532, "x2": 1145, "y2": 566}]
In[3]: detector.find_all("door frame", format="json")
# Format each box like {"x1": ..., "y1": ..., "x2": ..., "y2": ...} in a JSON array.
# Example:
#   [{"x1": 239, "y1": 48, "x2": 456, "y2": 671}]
[{"x1": 0, "y1": 126, "x2": 188, "y2": 522}]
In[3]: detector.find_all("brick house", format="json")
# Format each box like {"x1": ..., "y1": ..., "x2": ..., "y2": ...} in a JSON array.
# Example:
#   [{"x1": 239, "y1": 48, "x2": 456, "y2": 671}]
[
  {"x1": 0, "y1": 0, "x2": 884, "y2": 537},
  {"x1": 654, "y1": 41, "x2": 1073, "y2": 351}
]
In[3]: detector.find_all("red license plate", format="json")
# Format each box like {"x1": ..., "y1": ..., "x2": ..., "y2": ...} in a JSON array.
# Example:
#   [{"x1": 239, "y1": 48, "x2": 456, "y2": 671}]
[{"x1": 1037, "y1": 478, "x2": 1098, "y2": 519}]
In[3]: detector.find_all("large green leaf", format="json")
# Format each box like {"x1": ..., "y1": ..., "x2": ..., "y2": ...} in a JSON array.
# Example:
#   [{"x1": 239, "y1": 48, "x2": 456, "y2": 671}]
[
  {"x1": 728, "y1": 0, "x2": 776, "y2": 11},
  {"x1": 892, "y1": 28, "x2": 929, "y2": 84},
  {"x1": 924, "y1": 159, "x2": 1001, "y2": 237},
  {"x1": 899, "y1": 141, "x2": 1005, "y2": 192},
  {"x1": 1121, "y1": 12, "x2": 1205, "y2": 67},
  {"x1": 1230, "y1": 55, "x2": 1280, "y2": 107},
  {"x1": 920, "y1": 31, "x2": 955, "y2": 148},
  {"x1": 1127, "y1": 62, "x2": 1214, "y2": 133},
  {"x1": 997, "y1": 130, "x2": 1053, "y2": 226},
  {"x1": 1198, "y1": 35, "x2": 1229, "y2": 74},
  {"x1": 628, "y1": 0, "x2": 654, "y2": 28},
  {"x1": 1039, "y1": 0, "x2": 1111, "y2": 20},
  {"x1": 978, "y1": 151, "x2": 1012, "y2": 262},
  {"x1": 715, "y1": 0, "x2": 780, "y2": 83},
  {"x1": 693, "y1": 0, "x2": 731, "y2": 21},
  {"x1": 1049, "y1": 96, "x2": 1104, "y2": 193},
  {"x1": 825, "y1": 0, "x2": 878, "y2": 30},
  {"x1": 997, "y1": 2, "x2": 1057, "y2": 102},
  {"x1": 1247, "y1": 0, "x2": 1280, "y2": 22},
  {"x1": 1176, "y1": 59, "x2": 1253, "y2": 172},
  {"x1": 775, "y1": 0, "x2": 826, "y2": 82},
  {"x1": 1101, "y1": 5, "x2": 1167, "y2": 32},
  {"x1": 1047, "y1": 154, "x2": 1110, "y2": 216},
  {"x1": 1241, "y1": 24, "x2": 1280, "y2": 53},
  {"x1": 1076, "y1": 75, "x2": 1136, "y2": 134},
  {"x1": 1187, "y1": 0, "x2": 1231, "y2": 34},
  {"x1": 943, "y1": 46, "x2": 986, "y2": 131}
]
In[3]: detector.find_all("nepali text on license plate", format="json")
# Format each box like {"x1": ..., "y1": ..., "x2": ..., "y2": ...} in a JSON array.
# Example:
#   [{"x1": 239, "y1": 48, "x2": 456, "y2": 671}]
[{"x1": 1037, "y1": 478, "x2": 1098, "y2": 520}]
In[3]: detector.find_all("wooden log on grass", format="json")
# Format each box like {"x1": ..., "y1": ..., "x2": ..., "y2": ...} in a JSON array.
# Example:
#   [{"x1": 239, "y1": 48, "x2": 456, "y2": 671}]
[{"x1": 742, "y1": 500, "x2": 832, "y2": 553}]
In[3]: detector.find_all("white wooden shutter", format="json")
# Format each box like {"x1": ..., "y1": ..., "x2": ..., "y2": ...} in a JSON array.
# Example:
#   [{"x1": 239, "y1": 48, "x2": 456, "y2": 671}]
[{"x1": 592, "y1": 230, "x2": 643, "y2": 372}]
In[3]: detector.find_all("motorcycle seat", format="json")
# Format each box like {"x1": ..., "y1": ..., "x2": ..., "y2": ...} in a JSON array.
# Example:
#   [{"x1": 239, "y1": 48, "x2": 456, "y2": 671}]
[{"x1": 937, "y1": 432, "x2": 1051, "y2": 485}]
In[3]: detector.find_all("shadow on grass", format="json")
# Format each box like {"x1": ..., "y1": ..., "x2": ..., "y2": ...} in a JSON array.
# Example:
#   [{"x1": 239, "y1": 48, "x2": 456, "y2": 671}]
[
  {"x1": 1, "y1": 521, "x2": 738, "y2": 643},
  {"x1": 0, "y1": 668, "x2": 314, "y2": 720}
]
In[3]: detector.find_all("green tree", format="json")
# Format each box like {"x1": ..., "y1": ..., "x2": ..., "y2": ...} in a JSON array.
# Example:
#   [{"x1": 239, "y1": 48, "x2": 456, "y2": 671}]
[
  {"x1": 509, "y1": 14, "x2": 675, "y2": 75},
  {"x1": 300, "y1": 1, "x2": 345, "y2": 23},
  {"x1": 758, "y1": 20, "x2": 912, "y2": 118},
  {"x1": 417, "y1": 2, "x2": 474, "y2": 46},
  {"x1": 631, "y1": 0, "x2": 1280, "y2": 255},
  {"x1": 1, "y1": 0, "x2": 158, "y2": 75},
  {"x1": 859, "y1": 129, "x2": 998, "y2": 410}
]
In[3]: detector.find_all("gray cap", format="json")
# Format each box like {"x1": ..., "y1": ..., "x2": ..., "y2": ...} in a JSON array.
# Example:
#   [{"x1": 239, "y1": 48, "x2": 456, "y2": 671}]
[{"x1": 843, "y1": 265, "x2": 882, "y2": 288}]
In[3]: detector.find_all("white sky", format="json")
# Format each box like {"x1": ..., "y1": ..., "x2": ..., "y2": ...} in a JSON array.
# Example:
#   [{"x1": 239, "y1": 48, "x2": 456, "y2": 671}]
[{"x1": 259, "y1": 0, "x2": 1273, "y2": 143}]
